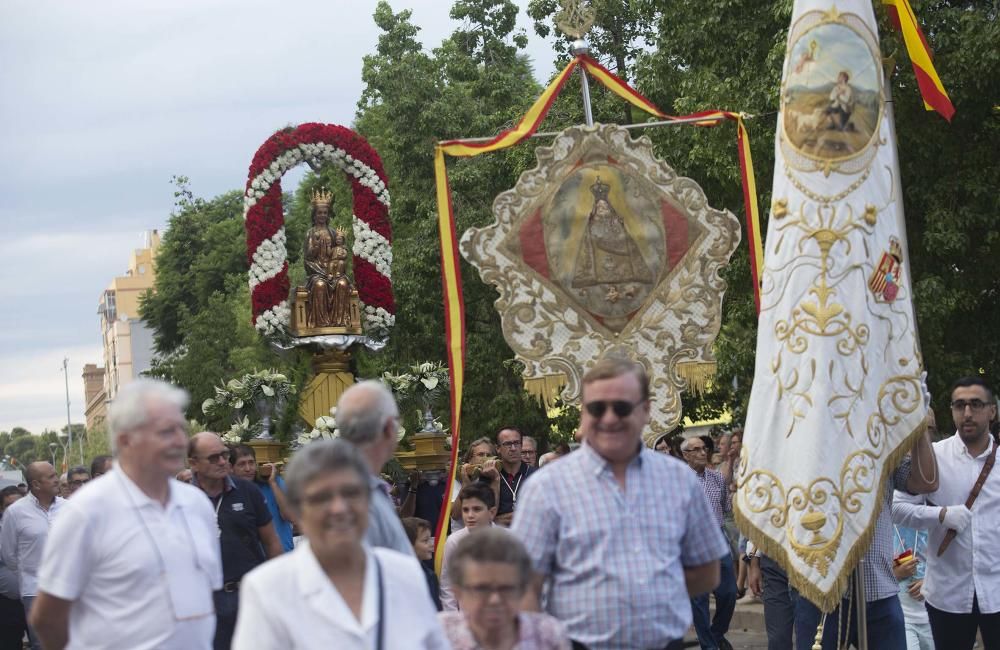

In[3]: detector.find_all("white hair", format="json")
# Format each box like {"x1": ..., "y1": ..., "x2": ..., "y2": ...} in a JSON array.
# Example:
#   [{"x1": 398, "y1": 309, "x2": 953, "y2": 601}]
[
  {"x1": 107, "y1": 378, "x2": 189, "y2": 452},
  {"x1": 335, "y1": 380, "x2": 398, "y2": 446}
]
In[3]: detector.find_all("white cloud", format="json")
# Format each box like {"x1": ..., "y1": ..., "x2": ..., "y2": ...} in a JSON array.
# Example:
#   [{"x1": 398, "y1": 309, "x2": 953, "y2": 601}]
[
  {"x1": 0, "y1": 0, "x2": 556, "y2": 435},
  {"x1": 0, "y1": 346, "x2": 102, "y2": 434}
]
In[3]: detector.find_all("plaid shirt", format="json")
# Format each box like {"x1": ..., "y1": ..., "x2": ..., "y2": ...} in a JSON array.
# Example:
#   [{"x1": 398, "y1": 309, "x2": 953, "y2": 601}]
[
  {"x1": 511, "y1": 443, "x2": 729, "y2": 649},
  {"x1": 861, "y1": 458, "x2": 912, "y2": 601},
  {"x1": 695, "y1": 467, "x2": 731, "y2": 528}
]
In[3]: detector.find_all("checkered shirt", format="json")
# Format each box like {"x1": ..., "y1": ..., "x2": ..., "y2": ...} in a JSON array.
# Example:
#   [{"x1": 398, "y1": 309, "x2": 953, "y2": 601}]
[
  {"x1": 861, "y1": 457, "x2": 912, "y2": 601},
  {"x1": 695, "y1": 467, "x2": 731, "y2": 528},
  {"x1": 511, "y1": 443, "x2": 730, "y2": 650}
]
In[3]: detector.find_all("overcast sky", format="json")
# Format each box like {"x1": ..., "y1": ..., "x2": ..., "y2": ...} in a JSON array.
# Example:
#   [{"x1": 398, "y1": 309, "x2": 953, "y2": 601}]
[{"x1": 0, "y1": 0, "x2": 557, "y2": 435}]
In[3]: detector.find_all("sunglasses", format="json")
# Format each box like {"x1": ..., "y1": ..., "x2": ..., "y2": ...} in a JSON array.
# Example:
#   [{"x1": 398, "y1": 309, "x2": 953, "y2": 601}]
[
  {"x1": 584, "y1": 399, "x2": 645, "y2": 419},
  {"x1": 200, "y1": 451, "x2": 231, "y2": 464}
]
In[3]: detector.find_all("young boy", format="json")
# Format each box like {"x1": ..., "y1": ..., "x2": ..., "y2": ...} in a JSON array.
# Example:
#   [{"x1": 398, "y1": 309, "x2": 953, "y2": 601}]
[
  {"x1": 402, "y1": 517, "x2": 441, "y2": 611},
  {"x1": 439, "y1": 482, "x2": 496, "y2": 610}
]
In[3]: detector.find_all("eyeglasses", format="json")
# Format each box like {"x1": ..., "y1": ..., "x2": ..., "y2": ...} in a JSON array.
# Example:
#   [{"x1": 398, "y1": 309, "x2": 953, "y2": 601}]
[
  {"x1": 458, "y1": 583, "x2": 522, "y2": 599},
  {"x1": 583, "y1": 399, "x2": 646, "y2": 419},
  {"x1": 199, "y1": 451, "x2": 230, "y2": 464},
  {"x1": 951, "y1": 399, "x2": 989, "y2": 412},
  {"x1": 301, "y1": 486, "x2": 366, "y2": 508},
  {"x1": 69, "y1": 479, "x2": 90, "y2": 487},
  {"x1": 498, "y1": 440, "x2": 521, "y2": 449},
  {"x1": 683, "y1": 446, "x2": 708, "y2": 454}
]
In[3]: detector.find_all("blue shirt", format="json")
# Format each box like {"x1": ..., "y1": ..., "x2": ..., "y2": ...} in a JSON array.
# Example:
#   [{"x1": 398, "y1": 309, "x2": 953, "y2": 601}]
[
  {"x1": 256, "y1": 478, "x2": 294, "y2": 552},
  {"x1": 511, "y1": 443, "x2": 729, "y2": 649}
]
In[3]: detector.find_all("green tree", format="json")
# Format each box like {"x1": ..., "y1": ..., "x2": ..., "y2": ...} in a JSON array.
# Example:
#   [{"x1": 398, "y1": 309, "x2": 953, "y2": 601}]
[
  {"x1": 507, "y1": 1, "x2": 1000, "y2": 431},
  {"x1": 354, "y1": 1, "x2": 557, "y2": 446},
  {"x1": 140, "y1": 180, "x2": 311, "y2": 435}
]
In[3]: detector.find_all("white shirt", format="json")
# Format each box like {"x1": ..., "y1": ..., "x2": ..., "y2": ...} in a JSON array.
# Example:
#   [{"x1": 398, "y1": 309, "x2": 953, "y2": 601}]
[
  {"x1": 439, "y1": 523, "x2": 495, "y2": 611},
  {"x1": 892, "y1": 434, "x2": 1000, "y2": 614},
  {"x1": 37, "y1": 467, "x2": 222, "y2": 649},
  {"x1": 232, "y1": 542, "x2": 449, "y2": 650},
  {"x1": 0, "y1": 492, "x2": 65, "y2": 597},
  {"x1": 439, "y1": 526, "x2": 471, "y2": 611}
]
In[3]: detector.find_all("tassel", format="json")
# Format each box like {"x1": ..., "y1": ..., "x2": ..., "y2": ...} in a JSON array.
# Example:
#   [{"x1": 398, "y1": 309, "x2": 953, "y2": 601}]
[
  {"x1": 677, "y1": 361, "x2": 717, "y2": 396},
  {"x1": 523, "y1": 373, "x2": 567, "y2": 410}
]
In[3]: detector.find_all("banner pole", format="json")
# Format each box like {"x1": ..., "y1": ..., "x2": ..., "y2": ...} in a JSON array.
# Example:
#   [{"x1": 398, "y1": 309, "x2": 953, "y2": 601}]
[
  {"x1": 854, "y1": 566, "x2": 868, "y2": 650},
  {"x1": 570, "y1": 40, "x2": 594, "y2": 126}
]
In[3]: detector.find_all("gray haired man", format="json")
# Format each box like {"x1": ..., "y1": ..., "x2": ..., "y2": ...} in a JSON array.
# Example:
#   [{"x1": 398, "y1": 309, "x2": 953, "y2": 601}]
[{"x1": 335, "y1": 380, "x2": 413, "y2": 555}]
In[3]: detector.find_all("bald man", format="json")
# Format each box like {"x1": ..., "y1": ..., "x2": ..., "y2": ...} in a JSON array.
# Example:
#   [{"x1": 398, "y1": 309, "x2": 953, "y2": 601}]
[
  {"x1": 1, "y1": 461, "x2": 65, "y2": 649},
  {"x1": 189, "y1": 431, "x2": 282, "y2": 650},
  {"x1": 335, "y1": 380, "x2": 413, "y2": 555}
]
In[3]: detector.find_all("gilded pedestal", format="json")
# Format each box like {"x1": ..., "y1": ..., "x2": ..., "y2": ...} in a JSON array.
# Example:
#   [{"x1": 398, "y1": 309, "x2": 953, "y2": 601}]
[
  {"x1": 396, "y1": 430, "x2": 451, "y2": 473},
  {"x1": 248, "y1": 439, "x2": 286, "y2": 465},
  {"x1": 298, "y1": 348, "x2": 356, "y2": 427}
]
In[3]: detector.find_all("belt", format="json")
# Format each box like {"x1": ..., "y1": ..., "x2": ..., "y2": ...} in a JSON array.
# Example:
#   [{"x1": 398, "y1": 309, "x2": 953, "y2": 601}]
[{"x1": 222, "y1": 581, "x2": 240, "y2": 593}]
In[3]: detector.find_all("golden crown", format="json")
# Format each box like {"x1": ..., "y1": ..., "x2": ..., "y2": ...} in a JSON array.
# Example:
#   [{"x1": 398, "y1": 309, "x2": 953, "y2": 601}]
[
  {"x1": 590, "y1": 176, "x2": 610, "y2": 201},
  {"x1": 311, "y1": 188, "x2": 333, "y2": 209},
  {"x1": 335, "y1": 226, "x2": 348, "y2": 239}
]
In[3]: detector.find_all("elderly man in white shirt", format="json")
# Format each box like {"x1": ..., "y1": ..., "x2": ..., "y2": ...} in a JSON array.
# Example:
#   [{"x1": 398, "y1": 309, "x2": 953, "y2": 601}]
[
  {"x1": 0, "y1": 461, "x2": 64, "y2": 650},
  {"x1": 233, "y1": 438, "x2": 448, "y2": 649},
  {"x1": 893, "y1": 376, "x2": 1000, "y2": 650},
  {"x1": 29, "y1": 379, "x2": 222, "y2": 650}
]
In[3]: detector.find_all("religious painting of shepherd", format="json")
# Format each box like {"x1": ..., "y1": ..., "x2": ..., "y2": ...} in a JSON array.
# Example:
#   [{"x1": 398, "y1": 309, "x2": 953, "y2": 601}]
[{"x1": 782, "y1": 16, "x2": 882, "y2": 162}]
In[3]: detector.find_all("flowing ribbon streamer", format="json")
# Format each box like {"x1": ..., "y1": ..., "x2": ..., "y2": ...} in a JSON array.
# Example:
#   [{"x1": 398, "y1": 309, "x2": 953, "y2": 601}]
[
  {"x1": 432, "y1": 55, "x2": 762, "y2": 571},
  {"x1": 882, "y1": 0, "x2": 955, "y2": 121}
]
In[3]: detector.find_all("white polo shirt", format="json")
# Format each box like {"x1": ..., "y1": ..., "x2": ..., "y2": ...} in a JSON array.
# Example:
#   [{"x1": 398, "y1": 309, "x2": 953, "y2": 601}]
[
  {"x1": 0, "y1": 492, "x2": 65, "y2": 597},
  {"x1": 37, "y1": 467, "x2": 222, "y2": 649}
]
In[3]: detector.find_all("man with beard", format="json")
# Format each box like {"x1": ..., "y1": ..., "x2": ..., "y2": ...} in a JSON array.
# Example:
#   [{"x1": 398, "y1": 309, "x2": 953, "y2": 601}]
[{"x1": 894, "y1": 376, "x2": 1000, "y2": 649}]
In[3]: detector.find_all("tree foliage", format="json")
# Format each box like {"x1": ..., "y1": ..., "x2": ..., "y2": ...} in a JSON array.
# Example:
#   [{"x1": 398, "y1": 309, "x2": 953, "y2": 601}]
[{"x1": 138, "y1": 0, "x2": 998, "y2": 453}]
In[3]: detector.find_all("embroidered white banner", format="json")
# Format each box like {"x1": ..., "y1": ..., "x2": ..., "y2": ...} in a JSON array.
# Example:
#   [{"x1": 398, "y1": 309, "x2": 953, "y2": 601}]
[{"x1": 735, "y1": 0, "x2": 926, "y2": 611}]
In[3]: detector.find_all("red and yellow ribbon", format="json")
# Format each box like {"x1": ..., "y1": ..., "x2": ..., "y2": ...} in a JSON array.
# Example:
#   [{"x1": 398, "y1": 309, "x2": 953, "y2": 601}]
[
  {"x1": 883, "y1": 0, "x2": 955, "y2": 121},
  {"x1": 432, "y1": 56, "x2": 762, "y2": 571}
]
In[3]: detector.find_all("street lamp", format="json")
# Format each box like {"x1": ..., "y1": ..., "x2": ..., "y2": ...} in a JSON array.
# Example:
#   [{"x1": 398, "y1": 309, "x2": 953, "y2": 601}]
[{"x1": 57, "y1": 431, "x2": 70, "y2": 470}]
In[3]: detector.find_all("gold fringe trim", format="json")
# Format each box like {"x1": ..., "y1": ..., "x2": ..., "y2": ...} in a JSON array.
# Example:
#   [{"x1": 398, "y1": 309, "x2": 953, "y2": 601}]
[
  {"x1": 677, "y1": 361, "x2": 717, "y2": 396},
  {"x1": 734, "y1": 418, "x2": 927, "y2": 613},
  {"x1": 523, "y1": 373, "x2": 567, "y2": 410}
]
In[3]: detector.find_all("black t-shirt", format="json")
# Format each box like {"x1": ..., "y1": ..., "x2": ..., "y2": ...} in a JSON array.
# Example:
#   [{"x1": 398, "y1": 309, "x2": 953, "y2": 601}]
[
  {"x1": 495, "y1": 462, "x2": 535, "y2": 516},
  {"x1": 209, "y1": 476, "x2": 272, "y2": 583}
]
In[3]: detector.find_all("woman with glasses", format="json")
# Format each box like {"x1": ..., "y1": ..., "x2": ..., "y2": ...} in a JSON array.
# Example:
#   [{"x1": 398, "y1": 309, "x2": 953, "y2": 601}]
[
  {"x1": 439, "y1": 527, "x2": 571, "y2": 650},
  {"x1": 231, "y1": 439, "x2": 448, "y2": 649}
]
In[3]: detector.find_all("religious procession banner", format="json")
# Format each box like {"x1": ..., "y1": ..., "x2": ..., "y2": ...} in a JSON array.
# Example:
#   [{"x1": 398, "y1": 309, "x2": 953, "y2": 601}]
[
  {"x1": 735, "y1": 0, "x2": 928, "y2": 611},
  {"x1": 461, "y1": 124, "x2": 742, "y2": 440}
]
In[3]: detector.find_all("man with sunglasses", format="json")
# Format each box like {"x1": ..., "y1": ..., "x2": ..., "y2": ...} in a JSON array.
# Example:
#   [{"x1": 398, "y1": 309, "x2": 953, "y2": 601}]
[
  {"x1": 64, "y1": 467, "x2": 90, "y2": 499},
  {"x1": 189, "y1": 432, "x2": 284, "y2": 650},
  {"x1": 681, "y1": 436, "x2": 737, "y2": 650},
  {"x1": 893, "y1": 376, "x2": 1000, "y2": 649},
  {"x1": 512, "y1": 356, "x2": 729, "y2": 650}
]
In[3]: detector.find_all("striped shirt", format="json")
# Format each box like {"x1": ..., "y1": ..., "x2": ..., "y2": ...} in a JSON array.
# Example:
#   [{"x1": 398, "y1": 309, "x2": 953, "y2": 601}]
[{"x1": 511, "y1": 443, "x2": 729, "y2": 649}]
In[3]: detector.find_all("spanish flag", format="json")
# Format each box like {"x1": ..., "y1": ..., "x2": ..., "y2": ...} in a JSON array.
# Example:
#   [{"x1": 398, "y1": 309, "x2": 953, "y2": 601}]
[{"x1": 882, "y1": 0, "x2": 954, "y2": 121}]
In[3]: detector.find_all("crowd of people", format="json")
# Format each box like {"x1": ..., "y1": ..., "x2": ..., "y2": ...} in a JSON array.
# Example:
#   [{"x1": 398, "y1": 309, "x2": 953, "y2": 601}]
[{"x1": 0, "y1": 361, "x2": 995, "y2": 650}]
